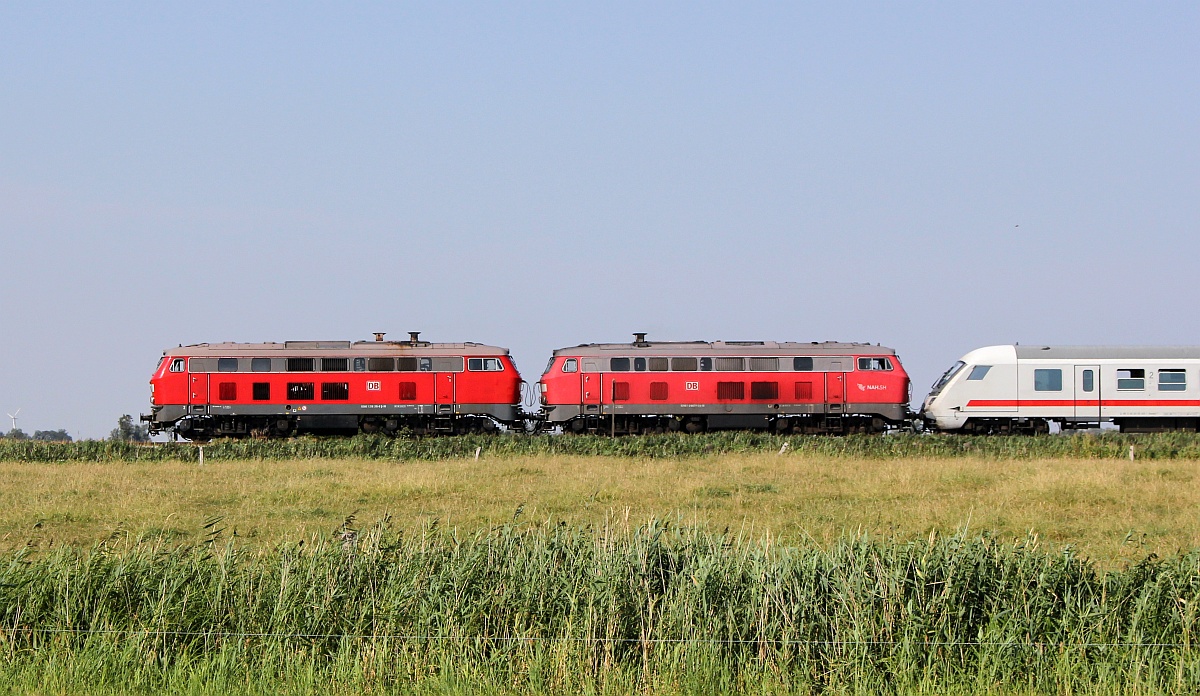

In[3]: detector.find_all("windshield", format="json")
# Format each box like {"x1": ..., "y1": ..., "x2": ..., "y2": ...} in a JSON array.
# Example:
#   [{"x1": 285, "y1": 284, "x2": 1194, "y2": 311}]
[{"x1": 930, "y1": 360, "x2": 966, "y2": 394}]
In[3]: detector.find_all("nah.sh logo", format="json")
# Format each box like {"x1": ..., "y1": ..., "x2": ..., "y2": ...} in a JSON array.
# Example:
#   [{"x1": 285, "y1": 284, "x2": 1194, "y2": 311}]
[{"x1": 857, "y1": 384, "x2": 887, "y2": 392}]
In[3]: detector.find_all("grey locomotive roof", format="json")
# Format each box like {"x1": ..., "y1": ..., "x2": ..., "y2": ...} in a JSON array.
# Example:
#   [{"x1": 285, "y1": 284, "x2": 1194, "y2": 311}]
[
  {"x1": 1013, "y1": 345, "x2": 1200, "y2": 360},
  {"x1": 165, "y1": 340, "x2": 510, "y2": 357},
  {"x1": 554, "y1": 340, "x2": 896, "y2": 357}
]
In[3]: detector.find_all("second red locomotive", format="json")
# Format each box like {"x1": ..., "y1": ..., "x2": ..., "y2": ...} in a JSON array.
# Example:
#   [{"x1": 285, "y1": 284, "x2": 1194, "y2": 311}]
[{"x1": 537, "y1": 334, "x2": 911, "y2": 435}]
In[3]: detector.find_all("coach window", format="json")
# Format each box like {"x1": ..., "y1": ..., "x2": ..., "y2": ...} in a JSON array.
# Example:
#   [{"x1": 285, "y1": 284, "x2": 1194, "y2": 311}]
[
  {"x1": 967, "y1": 365, "x2": 992, "y2": 381},
  {"x1": 672, "y1": 357, "x2": 698, "y2": 371},
  {"x1": 634, "y1": 358, "x2": 646, "y2": 372},
  {"x1": 858, "y1": 357, "x2": 893, "y2": 371},
  {"x1": 700, "y1": 357, "x2": 712, "y2": 371},
  {"x1": 648, "y1": 357, "x2": 669, "y2": 372},
  {"x1": 218, "y1": 358, "x2": 239, "y2": 372},
  {"x1": 252, "y1": 358, "x2": 272, "y2": 373},
  {"x1": 1082, "y1": 370, "x2": 1094, "y2": 392},
  {"x1": 1034, "y1": 369, "x2": 1062, "y2": 392},
  {"x1": 562, "y1": 358, "x2": 577, "y2": 373},
  {"x1": 610, "y1": 357, "x2": 631, "y2": 372},
  {"x1": 793, "y1": 357, "x2": 814, "y2": 371},
  {"x1": 353, "y1": 358, "x2": 367, "y2": 372},
  {"x1": 1117, "y1": 369, "x2": 1145, "y2": 390},
  {"x1": 170, "y1": 358, "x2": 185, "y2": 373},
  {"x1": 1159, "y1": 370, "x2": 1187, "y2": 391}
]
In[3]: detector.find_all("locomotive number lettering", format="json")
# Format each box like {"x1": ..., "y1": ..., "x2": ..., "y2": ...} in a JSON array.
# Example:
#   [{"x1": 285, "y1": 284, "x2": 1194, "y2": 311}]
[
  {"x1": 685, "y1": 382, "x2": 699, "y2": 391},
  {"x1": 367, "y1": 381, "x2": 381, "y2": 391}
]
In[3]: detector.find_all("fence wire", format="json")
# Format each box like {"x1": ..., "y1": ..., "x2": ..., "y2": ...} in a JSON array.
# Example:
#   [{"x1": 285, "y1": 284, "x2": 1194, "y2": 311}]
[{"x1": 0, "y1": 626, "x2": 1189, "y2": 649}]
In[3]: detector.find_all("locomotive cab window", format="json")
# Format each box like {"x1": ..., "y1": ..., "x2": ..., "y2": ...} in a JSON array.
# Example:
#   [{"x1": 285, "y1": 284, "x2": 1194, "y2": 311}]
[
  {"x1": 468, "y1": 358, "x2": 505, "y2": 371},
  {"x1": 793, "y1": 357, "x2": 814, "y2": 371},
  {"x1": 251, "y1": 358, "x2": 272, "y2": 372},
  {"x1": 562, "y1": 359, "x2": 577, "y2": 373},
  {"x1": 170, "y1": 358, "x2": 185, "y2": 373},
  {"x1": 1117, "y1": 369, "x2": 1145, "y2": 390},
  {"x1": 966, "y1": 365, "x2": 992, "y2": 381},
  {"x1": 1034, "y1": 369, "x2": 1062, "y2": 392},
  {"x1": 218, "y1": 358, "x2": 239, "y2": 372},
  {"x1": 634, "y1": 358, "x2": 646, "y2": 372},
  {"x1": 610, "y1": 357, "x2": 631, "y2": 372},
  {"x1": 1159, "y1": 370, "x2": 1187, "y2": 391},
  {"x1": 858, "y1": 357, "x2": 893, "y2": 371}
]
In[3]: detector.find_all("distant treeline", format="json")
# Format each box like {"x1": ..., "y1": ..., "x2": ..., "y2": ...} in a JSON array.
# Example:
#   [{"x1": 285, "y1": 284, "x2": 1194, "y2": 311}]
[{"x1": 3, "y1": 431, "x2": 1200, "y2": 462}]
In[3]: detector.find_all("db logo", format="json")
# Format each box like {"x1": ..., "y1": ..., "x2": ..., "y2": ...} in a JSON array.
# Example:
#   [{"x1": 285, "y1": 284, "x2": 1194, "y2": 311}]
[
  {"x1": 685, "y1": 382, "x2": 699, "y2": 391},
  {"x1": 366, "y1": 381, "x2": 381, "y2": 391}
]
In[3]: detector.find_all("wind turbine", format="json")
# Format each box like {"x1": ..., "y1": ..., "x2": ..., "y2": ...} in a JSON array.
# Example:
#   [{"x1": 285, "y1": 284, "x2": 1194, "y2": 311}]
[{"x1": 5, "y1": 408, "x2": 19, "y2": 431}]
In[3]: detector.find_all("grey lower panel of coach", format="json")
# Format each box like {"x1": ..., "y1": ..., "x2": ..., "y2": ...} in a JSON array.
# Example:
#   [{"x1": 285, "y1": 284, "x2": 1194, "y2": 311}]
[{"x1": 546, "y1": 403, "x2": 907, "y2": 422}]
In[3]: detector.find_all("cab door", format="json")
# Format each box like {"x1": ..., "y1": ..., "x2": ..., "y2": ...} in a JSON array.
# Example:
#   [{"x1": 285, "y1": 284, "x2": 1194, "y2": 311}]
[
  {"x1": 1074, "y1": 365, "x2": 1100, "y2": 420},
  {"x1": 581, "y1": 360, "x2": 602, "y2": 410},
  {"x1": 435, "y1": 372, "x2": 455, "y2": 406},
  {"x1": 826, "y1": 361, "x2": 846, "y2": 411},
  {"x1": 188, "y1": 369, "x2": 209, "y2": 405}
]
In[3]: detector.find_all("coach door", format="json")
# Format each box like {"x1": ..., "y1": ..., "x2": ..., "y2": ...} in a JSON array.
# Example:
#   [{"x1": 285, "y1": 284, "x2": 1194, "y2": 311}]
[
  {"x1": 826, "y1": 361, "x2": 846, "y2": 412},
  {"x1": 1074, "y1": 365, "x2": 1100, "y2": 420},
  {"x1": 581, "y1": 360, "x2": 602, "y2": 411}
]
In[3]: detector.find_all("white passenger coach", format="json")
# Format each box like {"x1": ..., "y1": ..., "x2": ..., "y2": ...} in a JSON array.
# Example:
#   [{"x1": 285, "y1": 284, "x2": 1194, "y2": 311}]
[{"x1": 921, "y1": 345, "x2": 1200, "y2": 434}]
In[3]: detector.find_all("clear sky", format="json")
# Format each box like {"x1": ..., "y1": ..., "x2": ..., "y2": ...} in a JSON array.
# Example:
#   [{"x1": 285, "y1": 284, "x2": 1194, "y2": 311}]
[{"x1": 2, "y1": 3, "x2": 1198, "y2": 439}]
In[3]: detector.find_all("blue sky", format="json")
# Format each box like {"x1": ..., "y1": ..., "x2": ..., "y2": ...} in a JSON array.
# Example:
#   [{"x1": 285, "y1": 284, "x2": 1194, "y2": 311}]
[{"x1": 2, "y1": 2, "x2": 1198, "y2": 438}]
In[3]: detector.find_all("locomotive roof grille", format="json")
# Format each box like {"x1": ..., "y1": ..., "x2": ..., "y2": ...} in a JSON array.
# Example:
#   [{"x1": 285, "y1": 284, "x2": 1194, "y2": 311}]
[{"x1": 554, "y1": 340, "x2": 895, "y2": 356}]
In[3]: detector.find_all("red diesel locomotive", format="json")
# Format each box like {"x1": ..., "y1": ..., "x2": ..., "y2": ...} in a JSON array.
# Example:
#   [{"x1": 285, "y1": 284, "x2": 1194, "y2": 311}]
[
  {"x1": 143, "y1": 333, "x2": 521, "y2": 440},
  {"x1": 537, "y1": 334, "x2": 911, "y2": 435}
]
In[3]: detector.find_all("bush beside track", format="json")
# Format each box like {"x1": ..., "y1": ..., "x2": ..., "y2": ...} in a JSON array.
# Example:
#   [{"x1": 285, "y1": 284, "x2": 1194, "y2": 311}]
[{"x1": 4, "y1": 431, "x2": 1200, "y2": 462}]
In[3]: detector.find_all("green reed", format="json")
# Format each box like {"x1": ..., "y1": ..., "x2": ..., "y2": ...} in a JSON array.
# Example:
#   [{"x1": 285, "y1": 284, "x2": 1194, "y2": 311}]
[{"x1": 0, "y1": 520, "x2": 1196, "y2": 693}]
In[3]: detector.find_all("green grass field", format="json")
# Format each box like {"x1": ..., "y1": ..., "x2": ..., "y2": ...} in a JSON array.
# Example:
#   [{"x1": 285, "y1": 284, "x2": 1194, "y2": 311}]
[{"x1": 1, "y1": 434, "x2": 1199, "y2": 693}]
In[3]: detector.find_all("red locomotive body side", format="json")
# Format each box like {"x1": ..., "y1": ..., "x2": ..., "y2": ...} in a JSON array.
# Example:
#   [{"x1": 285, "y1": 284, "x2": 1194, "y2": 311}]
[
  {"x1": 538, "y1": 339, "x2": 910, "y2": 434},
  {"x1": 146, "y1": 337, "x2": 521, "y2": 440}
]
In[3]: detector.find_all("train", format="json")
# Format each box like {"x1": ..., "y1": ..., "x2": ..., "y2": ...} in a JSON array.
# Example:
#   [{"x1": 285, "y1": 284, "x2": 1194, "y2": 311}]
[{"x1": 141, "y1": 333, "x2": 1200, "y2": 440}]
